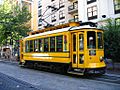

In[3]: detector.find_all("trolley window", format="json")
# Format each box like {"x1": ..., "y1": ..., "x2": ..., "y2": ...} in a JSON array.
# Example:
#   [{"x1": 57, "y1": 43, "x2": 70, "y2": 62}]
[
  {"x1": 34, "y1": 40, "x2": 38, "y2": 52},
  {"x1": 25, "y1": 41, "x2": 29, "y2": 52},
  {"x1": 97, "y1": 32, "x2": 103, "y2": 49},
  {"x1": 56, "y1": 35, "x2": 63, "y2": 52},
  {"x1": 79, "y1": 34, "x2": 84, "y2": 51},
  {"x1": 30, "y1": 40, "x2": 33, "y2": 52},
  {"x1": 38, "y1": 39, "x2": 43, "y2": 52},
  {"x1": 87, "y1": 31, "x2": 96, "y2": 49},
  {"x1": 44, "y1": 38, "x2": 49, "y2": 52},
  {"x1": 64, "y1": 35, "x2": 67, "y2": 51},
  {"x1": 73, "y1": 34, "x2": 76, "y2": 51},
  {"x1": 50, "y1": 37, "x2": 55, "y2": 52}
]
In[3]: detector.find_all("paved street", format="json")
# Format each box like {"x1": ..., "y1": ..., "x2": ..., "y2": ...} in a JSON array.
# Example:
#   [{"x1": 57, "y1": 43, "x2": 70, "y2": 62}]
[
  {"x1": 0, "y1": 72, "x2": 38, "y2": 90},
  {"x1": 0, "y1": 60, "x2": 120, "y2": 90}
]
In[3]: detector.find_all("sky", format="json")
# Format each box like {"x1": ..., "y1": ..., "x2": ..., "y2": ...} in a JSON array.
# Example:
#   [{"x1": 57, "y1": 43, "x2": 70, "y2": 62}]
[{"x1": 0, "y1": 0, "x2": 3, "y2": 4}]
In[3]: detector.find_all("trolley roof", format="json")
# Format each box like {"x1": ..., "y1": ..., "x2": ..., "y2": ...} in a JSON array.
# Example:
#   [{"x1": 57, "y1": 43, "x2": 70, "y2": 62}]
[
  {"x1": 28, "y1": 22, "x2": 80, "y2": 35},
  {"x1": 25, "y1": 24, "x2": 97, "y2": 40}
]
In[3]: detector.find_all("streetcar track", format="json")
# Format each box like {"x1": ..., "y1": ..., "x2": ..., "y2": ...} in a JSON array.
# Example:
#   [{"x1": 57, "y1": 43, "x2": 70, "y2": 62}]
[{"x1": 88, "y1": 74, "x2": 120, "y2": 84}]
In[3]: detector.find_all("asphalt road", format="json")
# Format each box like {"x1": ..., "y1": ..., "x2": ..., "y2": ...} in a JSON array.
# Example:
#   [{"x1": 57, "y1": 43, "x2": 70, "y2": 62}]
[
  {"x1": 0, "y1": 72, "x2": 38, "y2": 90},
  {"x1": 0, "y1": 60, "x2": 120, "y2": 90}
]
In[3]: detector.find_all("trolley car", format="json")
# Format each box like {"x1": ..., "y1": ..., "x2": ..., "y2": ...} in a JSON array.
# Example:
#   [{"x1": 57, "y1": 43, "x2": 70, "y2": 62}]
[{"x1": 20, "y1": 22, "x2": 106, "y2": 75}]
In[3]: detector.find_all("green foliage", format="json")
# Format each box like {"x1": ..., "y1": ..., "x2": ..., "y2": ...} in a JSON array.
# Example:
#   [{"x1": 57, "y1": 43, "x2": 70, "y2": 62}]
[
  {"x1": 0, "y1": 0, "x2": 31, "y2": 46},
  {"x1": 100, "y1": 19, "x2": 120, "y2": 62}
]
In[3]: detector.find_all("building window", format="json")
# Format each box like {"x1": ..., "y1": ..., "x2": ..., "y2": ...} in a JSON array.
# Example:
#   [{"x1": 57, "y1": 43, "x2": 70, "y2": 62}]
[
  {"x1": 115, "y1": 18, "x2": 120, "y2": 25},
  {"x1": 74, "y1": 1, "x2": 78, "y2": 9},
  {"x1": 87, "y1": 6, "x2": 97, "y2": 20},
  {"x1": 38, "y1": 19, "x2": 42, "y2": 26},
  {"x1": 68, "y1": 1, "x2": 78, "y2": 12},
  {"x1": 114, "y1": 0, "x2": 120, "y2": 14},
  {"x1": 38, "y1": 9, "x2": 42, "y2": 17},
  {"x1": 74, "y1": 15, "x2": 79, "y2": 22},
  {"x1": 59, "y1": 0, "x2": 65, "y2": 8},
  {"x1": 51, "y1": 3, "x2": 56, "y2": 12},
  {"x1": 87, "y1": 0, "x2": 96, "y2": 4},
  {"x1": 38, "y1": 0, "x2": 42, "y2": 8},
  {"x1": 51, "y1": 14, "x2": 56, "y2": 22},
  {"x1": 59, "y1": 21, "x2": 65, "y2": 25},
  {"x1": 69, "y1": 15, "x2": 79, "y2": 22},
  {"x1": 59, "y1": 10, "x2": 65, "y2": 20}
]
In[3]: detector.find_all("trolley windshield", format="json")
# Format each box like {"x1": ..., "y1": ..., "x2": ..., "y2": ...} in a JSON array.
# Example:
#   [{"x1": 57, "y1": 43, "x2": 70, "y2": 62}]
[{"x1": 87, "y1": 31, "x2": 103, "y2": 49}]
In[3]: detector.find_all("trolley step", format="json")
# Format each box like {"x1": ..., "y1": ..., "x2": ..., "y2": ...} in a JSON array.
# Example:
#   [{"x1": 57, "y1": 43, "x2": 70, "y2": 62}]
[{"x1": 67, "y1": 71, "x2": 84, "y2": 75}]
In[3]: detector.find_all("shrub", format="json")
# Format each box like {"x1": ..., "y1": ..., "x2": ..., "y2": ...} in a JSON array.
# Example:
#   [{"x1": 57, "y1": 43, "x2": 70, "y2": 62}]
[{"x1": 100, "y1": 19, "x2": 120, "y2": 62}]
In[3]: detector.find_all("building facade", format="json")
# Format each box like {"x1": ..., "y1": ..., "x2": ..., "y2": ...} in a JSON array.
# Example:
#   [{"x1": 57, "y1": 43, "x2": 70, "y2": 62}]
[
  {"x1": 32, "y1": 0, "x2": 79, "y2": 31},
  {"x1": 32, "y1": 0, "x2": 120, "y2": 31},
  {"x1": 78, "y1": 0, "x2": 120, "y2": 25}
]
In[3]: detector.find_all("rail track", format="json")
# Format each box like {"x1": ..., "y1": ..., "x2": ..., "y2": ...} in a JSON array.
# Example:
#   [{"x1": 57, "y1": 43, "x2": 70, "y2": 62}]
[{"x1": 88, "y1": 74, "x2": 120, "y2": 84}]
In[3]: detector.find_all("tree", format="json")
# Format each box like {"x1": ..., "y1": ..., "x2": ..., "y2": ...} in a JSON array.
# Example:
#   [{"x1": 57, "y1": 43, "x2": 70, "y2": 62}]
[
  {"x1": 0, "y1": 0, "x2": 31, "y2": 46},
  {"x1": 100, "y1": 19, "x2": 120, "y2": 62}
]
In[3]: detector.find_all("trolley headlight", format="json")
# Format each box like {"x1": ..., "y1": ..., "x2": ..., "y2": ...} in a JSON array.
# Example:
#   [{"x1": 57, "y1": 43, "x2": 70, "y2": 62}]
[{"x1": 100, "y1": 56, "x2": 104, "y2": 62}]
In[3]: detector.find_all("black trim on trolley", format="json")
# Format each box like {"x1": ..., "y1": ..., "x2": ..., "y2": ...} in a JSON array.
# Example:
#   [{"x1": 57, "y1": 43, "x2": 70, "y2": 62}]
[
  {"x1": 79, "y1": 22, "x2": 97, "y2": 27},
  {"x1": 69, "y1": 27, "x2": 104, "y2": 31},
  {"x1": 24, "y1": 60, "x2": 70, "y2": 64}
]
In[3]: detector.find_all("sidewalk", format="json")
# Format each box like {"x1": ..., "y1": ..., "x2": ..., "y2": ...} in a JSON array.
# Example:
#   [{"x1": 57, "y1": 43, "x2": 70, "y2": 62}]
[
  {"x1": 0, "y1": 56, "x2": 19, "y2": 64},
  {"x1": 106, "y1": 63, "x2": 120, "y2": 75},
  {"x1": 0, "y1": 56, "x2": 18, "y2": 61}
]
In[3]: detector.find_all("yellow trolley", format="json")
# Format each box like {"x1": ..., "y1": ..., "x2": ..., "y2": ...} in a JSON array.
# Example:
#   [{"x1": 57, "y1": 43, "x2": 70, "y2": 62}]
[{"x1": 20, "y1": 22, "x2": 106, "y2": 75}]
